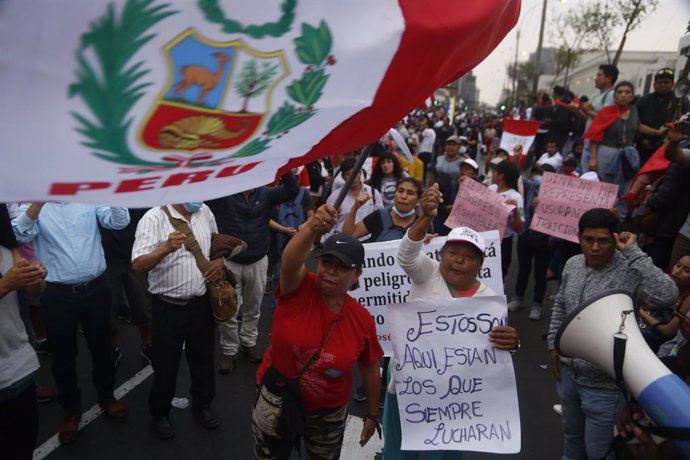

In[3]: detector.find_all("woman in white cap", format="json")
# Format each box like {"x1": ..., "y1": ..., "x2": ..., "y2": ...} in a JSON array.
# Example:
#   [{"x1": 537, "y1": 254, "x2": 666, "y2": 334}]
[{"x1": 382, "y1": 184, "x2": 520, "y2": 460}]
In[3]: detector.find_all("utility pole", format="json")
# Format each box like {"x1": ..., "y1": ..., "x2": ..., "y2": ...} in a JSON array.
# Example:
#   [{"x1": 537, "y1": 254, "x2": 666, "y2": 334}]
[
  {"x1": 512, "y1": 29, "x2": 520, "y2": 109},
  {"x1": 531, "y1": 0, "x2": 548, "y2": 99}
]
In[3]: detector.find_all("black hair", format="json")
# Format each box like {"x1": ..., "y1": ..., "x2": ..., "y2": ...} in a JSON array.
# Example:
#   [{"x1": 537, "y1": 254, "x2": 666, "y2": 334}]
[
  {"x1": 578, "y1": 208, "x2": 620, "y2": 235},
  {"x1": 370, "y1": 152, "x2": 404, "y2": 193},
  {"x1": 614, "y1": 80, "x2": 635, "y2": 94},
  {"x1": 396, "y1": 177, "x2": 423, "y2": 198},
  {"x1": 441, "y1": 241, "x2": 485, "y2": 264},
  {"x1": 598, "y1": 64, "x2": 619, "y2": 84},
  {"x1": 338, "y1": 158, "x2": 357, "y2": 177},
  {"x1": 0, "y1": 204, "x2": 19, "y2": 249}
]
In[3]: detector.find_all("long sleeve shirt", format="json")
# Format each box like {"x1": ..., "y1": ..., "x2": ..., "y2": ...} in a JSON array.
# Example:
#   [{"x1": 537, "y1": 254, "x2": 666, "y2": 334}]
[
  {"x1": 547, "y1": 245, "x2": 678, "y2": 389},
  {"x1": 12, "y1": 203, "x2": 129, "y2": 284},
  {"x1": 206, "y1": 172, "x2": 299, "y2": 265}
]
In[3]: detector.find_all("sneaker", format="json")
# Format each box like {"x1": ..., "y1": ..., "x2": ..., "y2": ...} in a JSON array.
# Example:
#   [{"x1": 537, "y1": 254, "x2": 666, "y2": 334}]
[
  {"x1": 112, "y1": 347, "x2": 122, "y2": 368},
  {"x1": 218, "y1": 353, "x2": 237, "y2": 374},
  {"x1": 242, "y1": 345, "x2": 263, "y2": 364},
  {"x1": 352, "y1": 385, "x2": 367, "y2": 402},
  {"x1": 141, "y1": 344, "x2": 152, "y2": 365},
  {"x1": 507, "y1": 298, "x2": 522, "y2": 312},
  {"x1": 36, "y1": 386, "x2": 55, "y2": 404},
  {"x1": 552, "y1": 404, "x2": 562, "y2": 416},
  {"x1": 528, "y1": 305, "x2": 542, "y2": 321}
]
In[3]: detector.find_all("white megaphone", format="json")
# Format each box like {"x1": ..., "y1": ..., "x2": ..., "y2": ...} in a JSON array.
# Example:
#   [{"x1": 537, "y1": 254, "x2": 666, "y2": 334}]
[{"x1": 556, "y1": 289, "x2": 690, "y2": 457}]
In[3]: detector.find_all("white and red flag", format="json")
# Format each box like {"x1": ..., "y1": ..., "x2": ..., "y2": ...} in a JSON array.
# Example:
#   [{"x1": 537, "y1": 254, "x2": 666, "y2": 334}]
[
  {"x1": 0, "y1": 0, "x2": 519, "y2": 206},
  {"x1": 499, "y1": 119, "x2": 542, "y2": 156}
]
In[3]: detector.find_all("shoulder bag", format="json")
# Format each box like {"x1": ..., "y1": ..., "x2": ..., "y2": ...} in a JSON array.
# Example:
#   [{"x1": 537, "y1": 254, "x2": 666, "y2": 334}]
[{"x1": 161, "y1": 206, "x2": 238, "y2": 321}]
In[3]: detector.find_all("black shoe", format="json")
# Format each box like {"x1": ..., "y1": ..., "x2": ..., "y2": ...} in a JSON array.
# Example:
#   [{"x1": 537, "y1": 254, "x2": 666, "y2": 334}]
[
  {"x1": 241, "y1": 345, "x2": 263, "y2": 364},
  {"x1": 218, "y1": 353, "x2": 237, "y2": 374},
  {"x1": 140, "y1": 344, "x2": 152, "y2": 365},
  {"x1": 192, "y1": 406, "x2": 220, "y2": 430},
  {"x1": 152, "y1": 416, "x2": 174, "y2": 440}
]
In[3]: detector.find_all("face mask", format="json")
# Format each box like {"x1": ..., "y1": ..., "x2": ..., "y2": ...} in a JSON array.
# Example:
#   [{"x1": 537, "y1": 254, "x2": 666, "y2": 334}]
[
  {"x1": 393, "y1": 206, "x2": 416, "y2": 218},
  {"x1": 535, "y1": 175, "x2": 543, "y2": 185},
  {"x1": 183, "y1": 202, "x2": 203, "y2": 213},
  {"x1": 460, "y1": 146, "x2": 468, "y2": 154}
]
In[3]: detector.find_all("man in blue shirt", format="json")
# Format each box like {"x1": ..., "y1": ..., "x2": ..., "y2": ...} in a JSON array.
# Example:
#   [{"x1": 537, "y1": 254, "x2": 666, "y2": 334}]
[{"x1": 13, "y1": 202, "x2": 130, "y2": 445}]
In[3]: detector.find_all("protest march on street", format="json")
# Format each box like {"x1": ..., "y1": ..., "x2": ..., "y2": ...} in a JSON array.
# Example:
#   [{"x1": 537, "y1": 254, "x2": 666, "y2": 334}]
[{"x1": 2, "y1": 1, "x2": 690, "y2": 459}]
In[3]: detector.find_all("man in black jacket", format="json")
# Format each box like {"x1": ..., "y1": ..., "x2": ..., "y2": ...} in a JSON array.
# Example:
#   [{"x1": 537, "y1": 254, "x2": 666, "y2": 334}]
[{"x1": 207, "y1": 172, "x2": 299, "y2": 373}]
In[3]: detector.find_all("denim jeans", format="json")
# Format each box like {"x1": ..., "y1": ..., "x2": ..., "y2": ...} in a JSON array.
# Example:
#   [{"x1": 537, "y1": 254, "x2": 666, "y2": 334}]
[{"x1": 557, "y1": 366, "x2": 626, "y2": 460}]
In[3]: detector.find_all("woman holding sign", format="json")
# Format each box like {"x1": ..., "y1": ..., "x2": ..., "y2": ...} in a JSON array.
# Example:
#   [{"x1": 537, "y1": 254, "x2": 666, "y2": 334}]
[
  {"x1": 383, "y1": 183, "x2": 520, "y2": 459},
  {"x1": 252, "y1": 204, "x2": 383, "y2": 460}
]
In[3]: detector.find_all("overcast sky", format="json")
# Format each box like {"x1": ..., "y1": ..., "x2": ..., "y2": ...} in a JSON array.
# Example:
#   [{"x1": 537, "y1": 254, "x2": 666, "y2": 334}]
[{"x1": 473, "y1": 0, "x2": 690, "y2": 105}]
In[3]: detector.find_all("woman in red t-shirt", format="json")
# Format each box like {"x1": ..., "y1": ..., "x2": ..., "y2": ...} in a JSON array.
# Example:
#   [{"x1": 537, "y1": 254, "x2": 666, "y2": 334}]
[{"x1": 252, "y1": 204, "x2": 384, "y2": 460}]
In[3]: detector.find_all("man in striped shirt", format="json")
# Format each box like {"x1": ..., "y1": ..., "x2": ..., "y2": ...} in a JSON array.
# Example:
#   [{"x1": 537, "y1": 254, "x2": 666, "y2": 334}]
[{"x1": 132, "y1": 202, "x2": 224, "y2": 440}]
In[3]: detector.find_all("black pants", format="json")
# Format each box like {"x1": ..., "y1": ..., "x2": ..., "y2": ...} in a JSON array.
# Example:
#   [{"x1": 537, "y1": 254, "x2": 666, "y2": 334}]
[
  {"x1": 500, "y1": 236, "x2": 514, "y2": 279},
  {"x1": 104, "y1": 260, "x2": 152, "y2": 328},
  {"x1": 0, "y1": 379, "x2": 38, "y2": 460},
  {"x1": 149, "y1": 294, "x2": 215, "y2": 419},
  {"x1": 41, "y1": 280, "x2": 115, "y2": 415},
  {"x1": 515, "y1": 235, "x2": 553, "y2": 303}
]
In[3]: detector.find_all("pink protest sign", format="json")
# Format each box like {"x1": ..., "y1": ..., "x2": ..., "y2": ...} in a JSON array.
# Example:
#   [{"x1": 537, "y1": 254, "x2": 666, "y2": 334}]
[
  {"x1": 530, "y1": 172, "x2": 619, "y2": 243},
  {"x1": 445, "y1": 178, "x2": 514, "y2": 239}
]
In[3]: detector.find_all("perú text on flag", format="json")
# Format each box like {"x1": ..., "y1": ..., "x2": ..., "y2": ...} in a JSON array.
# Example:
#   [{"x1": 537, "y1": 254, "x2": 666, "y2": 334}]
[{"x1": 0, "y1": 0, "x2": 519, "y2": 207}]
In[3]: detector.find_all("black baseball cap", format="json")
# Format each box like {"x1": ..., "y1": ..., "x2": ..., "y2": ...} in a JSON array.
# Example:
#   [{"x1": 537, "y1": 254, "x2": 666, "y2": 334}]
[
  {"x1": 317, "y1": 233, "x2": 365, "y2": 268},
  {"x1": 489, "y1": 159, "x2": 520, "y2": 185},
  {"x1": 655, "y1": 67, "x2": 674, "y2": 81}
]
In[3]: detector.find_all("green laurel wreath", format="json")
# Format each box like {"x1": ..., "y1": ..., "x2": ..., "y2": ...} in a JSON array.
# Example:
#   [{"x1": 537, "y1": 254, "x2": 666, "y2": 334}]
[
  {"x1": 197, "y1": 0, "x2": 296, "y2": 39},
  {"x1": 69, "y1": 0, "x2": 176, "y2": 168},
  {"x1": 69, "y1": 0, "x2": 333, "y2": 168}
]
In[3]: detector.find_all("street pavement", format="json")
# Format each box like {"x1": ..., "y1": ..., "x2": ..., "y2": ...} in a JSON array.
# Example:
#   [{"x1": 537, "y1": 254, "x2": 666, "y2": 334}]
[{"x1": 32, "y1": 249, "x2": 565, "y2": 460}]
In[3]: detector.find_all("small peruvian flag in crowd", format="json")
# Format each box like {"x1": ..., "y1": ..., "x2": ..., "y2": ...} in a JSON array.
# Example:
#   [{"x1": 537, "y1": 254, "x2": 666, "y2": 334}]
[
  {"x1": 499, "y1": 119, "x2": 542, "y2": 156},
  {"x1": 0, "y1": 0, "x2": 519, "y2": 206}
]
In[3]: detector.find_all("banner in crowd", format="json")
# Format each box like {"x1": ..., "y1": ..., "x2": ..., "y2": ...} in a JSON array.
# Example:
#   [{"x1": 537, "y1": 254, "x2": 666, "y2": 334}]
[
  {"x1": 499, "y1": 119, "x2": 542, "y2": 155},
  {"x1": 388, "y1": 296, "x2": 521, "y2": 453},
  {"x1": 350, "y1": 231, "x2": 502, "y2": 356},
  {"x1": 530, "y1": 172, "x2": 619, "y2": 243},
  {"x1": 0, "y1": 0, "x2": 519, "y2": 207},
  {"x1": 445, "y1": 179, "x2": 515, "y2": 239}
]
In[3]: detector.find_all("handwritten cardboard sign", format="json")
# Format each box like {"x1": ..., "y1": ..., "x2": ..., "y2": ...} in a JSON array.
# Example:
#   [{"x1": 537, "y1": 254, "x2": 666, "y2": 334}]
[
  {"x1": 445, "y1": 179, "x2": 515, "y2": 239},
  {"x1": 388, "y1": 296, "x2": 521, "y2": 453},
  {"x1": 350, "y1": 232, "x2": 503, "y2": 356},
  {"x1": 530, "y1": 172, "x2": 619, "y2": 243}
]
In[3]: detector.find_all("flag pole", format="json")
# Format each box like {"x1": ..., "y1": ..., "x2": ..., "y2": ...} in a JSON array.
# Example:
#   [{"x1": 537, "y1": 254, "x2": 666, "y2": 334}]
[{"x1": 332, "y1": 141, "x2": 378, "y2": 210}]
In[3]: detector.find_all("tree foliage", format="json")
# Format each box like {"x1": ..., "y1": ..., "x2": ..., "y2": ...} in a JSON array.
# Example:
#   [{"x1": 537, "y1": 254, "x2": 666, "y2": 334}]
[{"x1": 612, "y1": 0, "x2": 660, "y2": 66}]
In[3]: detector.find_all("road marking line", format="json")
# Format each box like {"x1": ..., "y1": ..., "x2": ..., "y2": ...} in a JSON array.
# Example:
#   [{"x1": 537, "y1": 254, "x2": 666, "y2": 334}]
[
  {"x1": 33, "y1": 365, "x2": 154, "y2": 460},
  {"x1": 341, "y1": 414, "x2": 383, "y2": 459}
]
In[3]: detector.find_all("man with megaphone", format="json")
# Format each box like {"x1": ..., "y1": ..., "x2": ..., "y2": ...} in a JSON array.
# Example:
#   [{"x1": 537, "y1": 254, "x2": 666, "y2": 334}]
[{"x1": 547, "y1": 208, "x2": 678, "y2": 460}]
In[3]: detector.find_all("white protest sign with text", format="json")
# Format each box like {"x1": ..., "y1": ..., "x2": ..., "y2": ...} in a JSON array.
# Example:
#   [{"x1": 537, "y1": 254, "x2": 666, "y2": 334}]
[
  {"x1": 445, "y1": 179, "x2": 514, "y2": 239},
  {"x1": 531, "y1": 172, "x2": 619, "y2": 243},
  {"x1": 350, "y1": 232, "x2": 502, "y2": 356},
  {"x1": 388, "y1": 296, "x2": 520, "y2": 453}
]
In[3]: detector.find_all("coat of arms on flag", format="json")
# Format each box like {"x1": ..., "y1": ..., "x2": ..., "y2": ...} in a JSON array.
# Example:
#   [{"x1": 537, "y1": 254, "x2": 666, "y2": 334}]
[{"x1": 0, "y1": 0, "x2": 519, "y2": 206}]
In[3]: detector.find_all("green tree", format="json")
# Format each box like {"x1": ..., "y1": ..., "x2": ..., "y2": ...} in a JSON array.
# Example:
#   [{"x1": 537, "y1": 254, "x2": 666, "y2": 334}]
[
  {"x1": 612, "y1": 0, "x2": 659, "y2": 66},
  {"x1": 505, "y1": 61, "x2": 536, "y2": 108},
  {"x1": 552, "y1": 8, "x2": 589, "y2": 88},
  {"x1": 234, "y1": 59, "x2": 279, "y2": 112},
  {"x1": 578, "y1": 1, "x2": 620, "y2": 64}
]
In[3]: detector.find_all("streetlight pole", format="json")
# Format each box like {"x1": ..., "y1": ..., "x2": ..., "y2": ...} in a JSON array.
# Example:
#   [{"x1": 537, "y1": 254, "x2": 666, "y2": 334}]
[
  {"x1": 531, "y1": 0, "x2": 548, "y2": 98},
  {"x1": 512, "y1": 29, "x2": 520, "y2": 109}
]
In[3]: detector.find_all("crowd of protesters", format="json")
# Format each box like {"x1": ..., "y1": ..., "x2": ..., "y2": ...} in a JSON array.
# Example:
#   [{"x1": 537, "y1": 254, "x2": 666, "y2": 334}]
[{"x1": 2, "y1": 64, "x2": 690, "y2": 460}]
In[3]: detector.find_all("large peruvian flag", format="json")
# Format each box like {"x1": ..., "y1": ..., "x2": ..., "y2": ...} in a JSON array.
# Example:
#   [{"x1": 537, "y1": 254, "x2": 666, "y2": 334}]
[
  {"x1": 499, "y1": 119, "x2": 542, "y2": 156},
  {"x1": 0, "y1": 0, "x2": 519, "y2": 206}
]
